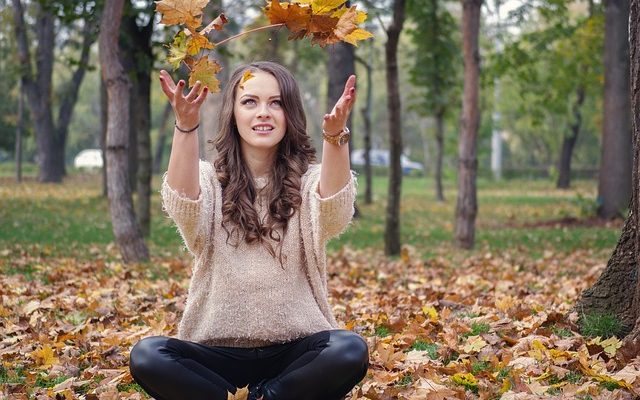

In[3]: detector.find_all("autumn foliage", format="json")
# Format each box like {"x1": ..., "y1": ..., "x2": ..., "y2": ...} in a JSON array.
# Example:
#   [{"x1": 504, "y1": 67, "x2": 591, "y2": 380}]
[{"x1": 155, "y1": 0, "x2": 373, "y2": 93}]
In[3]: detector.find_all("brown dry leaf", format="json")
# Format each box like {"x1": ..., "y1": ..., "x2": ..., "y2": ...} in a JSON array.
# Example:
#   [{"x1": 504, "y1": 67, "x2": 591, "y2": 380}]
[
  {"x1": 189, "y1": 57, "x2": 223, "y2": 93},
  {"x1": 227, "y1": 385, "x2": 249, "y2": 400},
  {"x1": 264, "y1": 0, "x2": 311, "y2": 34},
  {"x1": 155, "y1": 0, "x2": 209, "y2": 31},
  {"x1": 200, "y1": 13, "x2": 229, "y2": 35}
]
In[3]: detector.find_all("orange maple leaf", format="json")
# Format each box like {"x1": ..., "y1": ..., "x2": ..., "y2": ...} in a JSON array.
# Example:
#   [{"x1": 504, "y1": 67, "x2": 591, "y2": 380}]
[
  {"x1": 189, "y1": 57, "x2": 223, "y2": 93},
  {"x1": 264, "y1": 0, "x2": 311, "y2": 34},
  {"x1": 155, "y1": 0, "x2": 209, "y2": 31},
  {"x1": 187, "y1": 32, "x2": 215, "y2": 55}
]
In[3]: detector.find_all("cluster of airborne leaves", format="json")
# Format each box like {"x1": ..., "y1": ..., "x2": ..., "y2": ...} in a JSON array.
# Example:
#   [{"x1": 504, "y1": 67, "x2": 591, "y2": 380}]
[
  {"x1": 156, "y1": 0, "x2": 373, "y2": 93},
  {"x1": 2, "y1": 243, "x2": 640, "y2": 399}
]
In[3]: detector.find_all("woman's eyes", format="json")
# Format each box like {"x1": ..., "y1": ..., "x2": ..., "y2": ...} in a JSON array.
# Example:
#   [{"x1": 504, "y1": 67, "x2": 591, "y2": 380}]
[{"x1": 240, "y1": 99, "x2": 282, "y2": 107}]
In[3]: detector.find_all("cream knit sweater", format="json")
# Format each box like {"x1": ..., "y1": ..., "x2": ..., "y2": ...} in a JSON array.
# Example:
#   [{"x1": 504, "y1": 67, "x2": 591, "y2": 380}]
[{"x1": 161, "y1": 160, "x2": 356, "y2": 348}]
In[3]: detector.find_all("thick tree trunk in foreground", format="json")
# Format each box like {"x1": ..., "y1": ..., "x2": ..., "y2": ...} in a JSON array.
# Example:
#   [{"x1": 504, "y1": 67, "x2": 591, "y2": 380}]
[
  {"x1": 598, "y1": 0, "x2": 632, "y2": 219},
  {"x1": 557, "y1": 85, "x2": 585, "y2": 189},
  {"x1": 384, "y1": 0, "x2": 406, "y2": 256},
  {"x1": 579, "y1": 0, "x2": 638, "y2": 360},
  {"x1": 99, "y1": 0, "x2": 149, "y2": 263},
  {"x1": 454, "y1": 0, "x2": 482, "y2": 249}
]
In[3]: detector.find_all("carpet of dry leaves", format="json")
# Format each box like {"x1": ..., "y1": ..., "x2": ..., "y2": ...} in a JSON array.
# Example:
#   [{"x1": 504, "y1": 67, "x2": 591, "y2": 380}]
[{"x1": 2, "y1": 240, "x2": 640, "y2": 399}]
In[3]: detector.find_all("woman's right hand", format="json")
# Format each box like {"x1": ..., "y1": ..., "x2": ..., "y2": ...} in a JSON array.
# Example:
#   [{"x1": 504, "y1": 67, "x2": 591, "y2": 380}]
[{"x1": 159, "y1": 69, "x2": 209, "y2": 131}]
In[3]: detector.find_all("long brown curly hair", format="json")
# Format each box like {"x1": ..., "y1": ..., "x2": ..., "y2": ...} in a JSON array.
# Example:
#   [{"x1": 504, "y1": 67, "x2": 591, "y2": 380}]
[{"x1": 211, "y1": 61, "x2": 316, "y2": 261}]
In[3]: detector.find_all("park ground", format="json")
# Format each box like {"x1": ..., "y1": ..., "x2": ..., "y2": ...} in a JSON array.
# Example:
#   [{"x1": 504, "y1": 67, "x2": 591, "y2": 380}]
[{"x1": 1, "y1": 169, "x2": 638, "y2": 399}]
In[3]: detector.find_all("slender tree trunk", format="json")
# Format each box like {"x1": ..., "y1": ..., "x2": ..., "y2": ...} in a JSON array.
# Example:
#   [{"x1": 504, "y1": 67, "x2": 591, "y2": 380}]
[
  {"x1": 435, "y1": 109, "x2": 445, "y2": 202},
  {"x1": 455, "y1": 0, "x2": 482, "y2": 249},
  {"x1": 99, "y1": 0, "x2": 149, "y2": 263},
  {"x1": 579, "y1": 0, "x2": 639, "y2": 361},
  {"x1": 557, "y1": 85, "x2": 585, "y2": 189},
  {"x1": 598, "y1": 0, "x2": 632, "y2": 219},
  {"x1": 355, "y1": 51, "x2": 373, "y2": 205},
  {"x1": 15, "y1": 87, "x2": 23, "y2": 183},
  {"x1": 153, "y1": 102, "x2": 173, "y2": 174},
  {"x1": 384, "y1": 0, "x2": 406, "y2": 256},
  {"x1": 327, "y1": 41, "x2": 358, "y2": 216}
]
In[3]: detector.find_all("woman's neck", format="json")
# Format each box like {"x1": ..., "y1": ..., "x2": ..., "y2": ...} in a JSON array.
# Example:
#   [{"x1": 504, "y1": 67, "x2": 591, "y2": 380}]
[{"x1": 242, "y1": 148, "x2": 276, "y2": 178}]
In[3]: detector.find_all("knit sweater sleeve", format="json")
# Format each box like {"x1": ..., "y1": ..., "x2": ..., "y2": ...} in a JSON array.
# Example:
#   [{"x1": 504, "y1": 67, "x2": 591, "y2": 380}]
[
  {"x1": 160, "y1": 160, "x2": 215, "y2": 255},
  {"x1": 307, "y1": 164, "x2": 357, "y2": 243}
]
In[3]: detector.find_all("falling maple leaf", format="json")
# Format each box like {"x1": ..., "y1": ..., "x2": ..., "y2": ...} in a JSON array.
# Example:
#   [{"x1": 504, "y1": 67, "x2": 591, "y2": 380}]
[
  {"x1": 264, "y1": 0, "x2": 311, "y2": 34},
  {"x1": 155, "y1": 0, "x2": 209, "y2": 31},
  {"x1": 299, "y1": 0, "x2": 347, "y2": 14},
  {"x1": 227, "y1": 385, "x2": 249, "y2": 400},
  {"x1": 189, "y1": 57, "x2": 223, "y2": 93},
  {"x1": 167, "y1": 31, "x2": 189, "y2": 69},
  {"x1": 201, "y1": 13, "x2": 229, "y2": 35},
  {"x1": 239, "y1": 70, "x2": 255, "y2": 90},
  {"x1": 187, "y1": 32, "x2": 215, "y2": 55}
]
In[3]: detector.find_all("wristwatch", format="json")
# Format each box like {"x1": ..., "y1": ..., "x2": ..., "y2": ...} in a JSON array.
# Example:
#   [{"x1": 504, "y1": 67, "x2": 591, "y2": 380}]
[{"x1": 322, "y1": 126, "x2": 351, "y2": 146}]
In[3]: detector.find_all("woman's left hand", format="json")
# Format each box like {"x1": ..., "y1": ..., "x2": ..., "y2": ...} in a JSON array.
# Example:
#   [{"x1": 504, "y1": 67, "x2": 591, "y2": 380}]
[{"x1": 323, "y1": 75, "x2": 356, "y2": 135}]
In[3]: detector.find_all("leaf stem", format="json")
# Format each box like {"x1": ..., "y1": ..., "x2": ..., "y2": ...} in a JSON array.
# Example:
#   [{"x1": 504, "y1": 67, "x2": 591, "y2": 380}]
[{"x1": 214, "y1": 23, "x2": 286, "y2": 47}]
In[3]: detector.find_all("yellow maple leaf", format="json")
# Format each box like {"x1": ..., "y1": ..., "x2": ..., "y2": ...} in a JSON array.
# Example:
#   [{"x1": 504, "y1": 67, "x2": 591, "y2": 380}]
[
  {"x1": 239, "y1": 70, "x2": 255, "y2": 90},
  {"x1": 303, "y1": 0, "x2": 346, "y2": 14},
  {"x1": 227, "y1": 385, "x2": 249, "y2": 400},
  {"x1": 422, "y1": 306, "x2": 438, "y2": 322},
  {"x1": 343, "y1": 28, "x2": 374, "y2": 46},
  {"x1": 30, "y1": 345, "x2": 59, "y2": 368},
  {"x1": 333, "y1": 5, "x2": 357, "y2": 40},
  {"x1": 589, "y1": 336, "x2": 622, "y2": 357},
  {"x1": 189, "y1": 57, "x2": 223, "y2": 93},
  {"x1": 451, "y1": 373, "x2": 478, "y2": 391},
  {"x1": 331, "y1": 7, "x2": 367, "y2": 24},
  {"x1": 187, "y1": 32, "x2": 215, "y2": 56},
  {"x1": 155, "y1": 0, "x2": 209, "y2": 31},
  {"x1": 167, "y1": 31, "x2": 189, "y2": 69}
]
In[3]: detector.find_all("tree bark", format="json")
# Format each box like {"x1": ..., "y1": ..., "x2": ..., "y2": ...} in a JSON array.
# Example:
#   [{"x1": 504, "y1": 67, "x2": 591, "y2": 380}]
[
  {"x1": 454, "y1": 0, "x2": 482, "y2": 249},
  {"x1": 435, "y1": 109, "x2": 445, "y2": 202},
  {"x1": 556, "y1": 85, "x2": 585, "y2": 189},
  {"x1": 99, "y1": 0, "x2": 149, "y2": 263},
  {"x1": 579, "y1": 0, "x2": 639, "y2": 360},
  {"x1": 15, "y1": 85, "x2": 23, "y2": 183},
  {"x1": 327, "y1": 41, "x2": 358, "y2": 216},
  {"x1": 384, "y1": 0, "x2": 406, "y2": 256},
  {"x1": 101, "y1": 75, "x2": 108, "y2": 197},
  {"x1": 598, "y1": 0, "x2": 632, "y2": 219},
  {"x1": 355, "y1": 52, "x2": 374, "y2": 205},
  {"x1": 11, "y1": 0, "x2": 95, "y2": 183}
]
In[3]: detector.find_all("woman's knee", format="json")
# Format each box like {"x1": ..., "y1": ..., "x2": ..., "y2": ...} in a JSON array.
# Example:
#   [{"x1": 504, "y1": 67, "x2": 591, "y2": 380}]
[
  {"x1": 129, "y1": 336, "x2": 170, "y2": 379},
  {"x1": 328, "y1": 330, "x2": 369, "y2": 373}
]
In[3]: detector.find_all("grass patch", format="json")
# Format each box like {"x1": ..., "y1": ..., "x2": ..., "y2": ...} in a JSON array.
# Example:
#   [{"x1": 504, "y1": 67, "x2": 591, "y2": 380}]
[
  {"x1": 461, "y1": 322, "x2": 491, "y2": 339},
  {"x1": 551, "y1": 325, "x2": 573, "y2": 338},
  {"x1": 579, "y1": 313, "x2": 624, "y2": 339},
  {"x1": 396, "y1": 375, "x2": 413, "y2": 387},
  {"x1": 410, "y1": 340, "x2": 438, "y2": 359},
  {"x1": 374, "y1": 326, "x2": 391, "y2": 337},
  {"x1": 471, "y1": 360, "x2": 491, "y2": 374}
]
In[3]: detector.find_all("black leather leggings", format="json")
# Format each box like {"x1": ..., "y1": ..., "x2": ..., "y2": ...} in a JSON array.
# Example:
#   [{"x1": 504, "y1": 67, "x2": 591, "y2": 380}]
[{"x1": 129, "y1": 329, "x2": 369, "y2": 400}]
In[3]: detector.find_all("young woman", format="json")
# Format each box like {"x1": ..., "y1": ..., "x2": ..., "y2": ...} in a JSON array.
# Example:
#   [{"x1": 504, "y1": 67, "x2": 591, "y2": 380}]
[{"x1": 128, "y1": 61, "x2": 369, "y2": 400}]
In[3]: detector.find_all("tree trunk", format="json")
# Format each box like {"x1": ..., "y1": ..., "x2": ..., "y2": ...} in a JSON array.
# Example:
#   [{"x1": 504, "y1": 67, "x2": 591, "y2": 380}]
[
  {"x1": 384, "y1": 0, "x2": 406, "y2": 256},
  {"x1": 454, "y1": 0, "x2": 482, "y2": 249},
  {"x1": 598, "y1": 0, "x2": 632, "y2": 219},
  {"x1": 101, "y1": 75, "x2": 108, "y2": 197},
  {"x1": 12, "y1": 0, "x2": 95, "y2": 183},
  {"x1": 435, "y1": 109, "x2": 445, "y2": 202},
  {"x1": 355, "y1": 51, "x2": 373, "y2": 205},
  {"x1": 579, "y1": 0, "x2": 639, "y2": 360},
  {"x1": 15, "y1": 86, "x2": 23, "y2": 183},
  {"x1": 153, "y1": 102, "x2": 173, "y2": 174},
  {"x1": 122, "y1": 5, "x2": 154, "y2": 237},
  {"x1": 99, "y1": 0, "x2": 149, "y2": 263},
  {"x1": 557, "y1": 85, "x2": 585, "y2": 189},
  {"x1": 327, "y1": 41, "x2": 358, "y2": 216}
]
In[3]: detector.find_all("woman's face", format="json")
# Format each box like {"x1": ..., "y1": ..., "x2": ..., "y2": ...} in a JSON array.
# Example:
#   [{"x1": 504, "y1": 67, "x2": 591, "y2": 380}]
[{"x1": 234, "y1": 70, "x2": 286, "y2": 159}]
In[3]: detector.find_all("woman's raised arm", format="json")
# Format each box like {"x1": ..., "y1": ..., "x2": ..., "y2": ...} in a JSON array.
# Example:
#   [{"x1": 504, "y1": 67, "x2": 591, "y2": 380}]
[
  {"x1": 159, "y1": 69, "x2": 209, "y2": 200},
  {"x1": 318, "y1": 75, "x2": 356, "y2": 198}
]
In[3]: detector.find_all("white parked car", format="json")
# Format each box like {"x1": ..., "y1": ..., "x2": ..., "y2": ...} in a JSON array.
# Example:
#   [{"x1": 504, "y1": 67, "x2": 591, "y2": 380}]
[
  {"x1": 351, "y1": 149, "x2": 424, "y2": 174},
  {"x1": 74, "y1": 149, "x2": 103, "y2": 169}
]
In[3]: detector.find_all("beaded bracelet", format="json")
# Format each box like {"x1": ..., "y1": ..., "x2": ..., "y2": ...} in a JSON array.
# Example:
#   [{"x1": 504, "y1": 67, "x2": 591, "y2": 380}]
[{"x1": 175, "y1": 122, "x2": 200, "y2": 133}]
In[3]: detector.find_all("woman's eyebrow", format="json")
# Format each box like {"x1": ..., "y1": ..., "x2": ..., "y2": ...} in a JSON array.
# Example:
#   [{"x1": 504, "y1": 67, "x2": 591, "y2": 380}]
[{"x1": 239, "y1": 94, "x2": 281, "y2": 99}]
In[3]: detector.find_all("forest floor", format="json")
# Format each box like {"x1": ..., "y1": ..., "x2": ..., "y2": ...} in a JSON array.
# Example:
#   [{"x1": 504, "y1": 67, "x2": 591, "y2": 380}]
[{"x1": 0, "y1": 171, "x2": 635, "y2": 399}]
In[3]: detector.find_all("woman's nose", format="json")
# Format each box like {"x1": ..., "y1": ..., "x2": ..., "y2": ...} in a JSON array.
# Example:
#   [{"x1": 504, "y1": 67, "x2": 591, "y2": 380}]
[{"x1": 256, "y1": 103, "x2": 271, "y2": 118}]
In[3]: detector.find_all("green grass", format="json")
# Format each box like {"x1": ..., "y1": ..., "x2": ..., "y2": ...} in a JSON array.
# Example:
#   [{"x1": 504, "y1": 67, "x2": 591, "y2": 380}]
[
  {"x1": 461, "y1": 322, "x2": 491, "y2": 339},
  {"x1": 409, "y1": 340, "x2": 438, "y2": 359},
  {"x1": 579, "y1": 312, "x2": 624, "y2": 339},
  {"x1": 0, "y1": 169, "x2": 622, "y2": 261}
]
